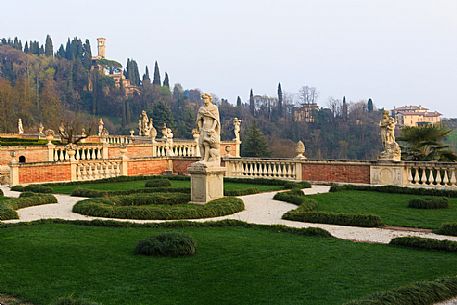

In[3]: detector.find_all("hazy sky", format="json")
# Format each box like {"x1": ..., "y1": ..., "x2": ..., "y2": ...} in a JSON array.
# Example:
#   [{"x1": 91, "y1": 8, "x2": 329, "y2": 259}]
[{"x1": 2, "y1": 0, "x2": 457, "y2": 116}]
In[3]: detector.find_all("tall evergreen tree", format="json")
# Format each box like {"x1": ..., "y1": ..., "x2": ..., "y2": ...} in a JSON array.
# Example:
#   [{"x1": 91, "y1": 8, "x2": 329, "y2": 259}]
[
  {"x1": 163, "y1": 73, "x2": 170, "y2": 88},
  {"x1": 44, "y1": 35, "x2": 53, "y2": 56},
  {"x1": 241, "y1": 121, "x2": 271, "y2": 157},
  {"x1": 82, "y1": 39, "x2": 92, "y2": 68},
  {"x1": 24, "y1": 41, "x2": 29, "y2": 53},
  {"x1": 342, "y1": 96, "x2": 348, "y2": 120},
  {"x1": 277, "y1": 82, "x2": 283, "y2": 117},
  {"x1": 249, "y1": 89, "x2": 255, "y2": 116},
  {"x1": 236, "y1": 96, "x2": 242, "y2": 108},
  {"x1": 367, "y1": 98, "x2": 374, "y2": 113},
  {"x1": 152, "y1": 61, "x2": 161, "y2": 86},
  {"x1": 56, "y1": 44, "x2": 65, "y2": 58},
  {"x1": 142, "y1": 65, "x2": 150, "y2": 84},
  {"x1": 65, "y1": 38, "x2": 72, "y2": 60}
]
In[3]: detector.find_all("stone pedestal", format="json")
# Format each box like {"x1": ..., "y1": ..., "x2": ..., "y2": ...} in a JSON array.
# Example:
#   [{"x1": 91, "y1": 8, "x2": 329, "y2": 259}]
[{"x1": 188, "y1": 162, "x2": 226, "y2": 204}]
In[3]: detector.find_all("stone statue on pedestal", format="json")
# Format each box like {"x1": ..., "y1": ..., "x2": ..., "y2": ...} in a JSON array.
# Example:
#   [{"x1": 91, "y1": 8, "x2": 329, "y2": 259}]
[
  {"x1": 18, "y1": 119, "x2": 24, "y2": 134},
  {"x1": 379, "y1": 110, "x2": 401, "y2": 161},
  {"x1": 233, "y1": 117, "x2": 241, "y2": 142},
  {"x1": 196, "y1": 93, "x2": 221, "y2": 166},
  {"x1": 38, "y1": 123, "x2": 44, "y2": 135},
  {"x1": 98, "y1": 118, "x2": 104, "y2": 136},
  {"x1": 138, "y1": 110, "x2": 150, "y2": 136}
]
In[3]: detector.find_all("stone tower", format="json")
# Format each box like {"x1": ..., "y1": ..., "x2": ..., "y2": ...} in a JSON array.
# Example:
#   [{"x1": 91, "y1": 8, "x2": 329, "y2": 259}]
[{"x1": 97, "y1": 38, "x2": 106, "y2": 59}]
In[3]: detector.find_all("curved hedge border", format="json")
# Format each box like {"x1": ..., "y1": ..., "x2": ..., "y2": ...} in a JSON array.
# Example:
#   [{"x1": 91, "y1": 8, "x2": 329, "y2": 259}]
[
  {"x1": 273, "y1": 189, "x2": 308, "y2": 205},
  {"x1": 408, "y1": 198, "x2": 448, "y2": 209},
  {"x1": 71, "y1": 187, "x2": 191, "y2": 198},
  {"x1": 11, "y1": 185, "x2": 53, "y2": 193},
  {"x1": 0, "y1": 194, "x2": 58, "y2": 220},
  {"x1": 434, "y1": 223, "x2": 457, "y2": 236},
  {"x1": 344, "y1": 276, "x2": 457, "y2": 305},
  {"x1": 73, "y1": 196, "x2": 244, "y2": 220},
  {"x1": 284, "y1": 211, "x2": 382, "y2": 227},
  {"x1": 330, "y1": 184, "x2": 457, "y2": 198},
  {"x1": 0, "y1": 218, "x2": 334, "y2": 239},
  {"x1": 144, "y1": 179, "x2": 172, "y2": 187},
  {"x1": 109, "y1": 193, "x2": 190, "y2": 206},
  {"x1": 390, "y1": 236, "x2": 457, "y2": 252}
]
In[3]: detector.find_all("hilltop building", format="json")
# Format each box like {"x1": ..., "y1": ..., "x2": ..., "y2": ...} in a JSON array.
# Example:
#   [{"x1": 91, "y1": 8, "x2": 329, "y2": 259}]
[
  {"x1": 293, "y1": 103, "x2": 319, "y2": 123},
  {"x1": 392, "y1": 105, "x2": 441, "y2": 127}
]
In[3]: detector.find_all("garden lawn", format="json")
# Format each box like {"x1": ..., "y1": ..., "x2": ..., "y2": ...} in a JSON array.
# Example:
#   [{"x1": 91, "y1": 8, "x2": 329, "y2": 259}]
[
  {"x1": 1, "y1": 223, "x2": 457, "y2": 305},
  {"x1": 310, "y1": 190, "x2": 457, "y2": 229},
  {"x1": 50, "y1": 180, "x2": 283, "y2": 194}
]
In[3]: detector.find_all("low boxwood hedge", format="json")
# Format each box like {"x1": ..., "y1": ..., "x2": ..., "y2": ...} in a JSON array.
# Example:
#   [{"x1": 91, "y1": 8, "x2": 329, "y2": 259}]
[
  {"x1": 408, "y1": 197, "x2": 448, "y2": 209},
  {"x1": 135, "y1": 232, "x2": 197, "y2": 257},
  {"x1": 434, "y1": 223, "x2": 457, "y2": 236},
  {"x1": 224, "y1": 177, "x2": 311, "y2": 189},
  {"x1": 73, "y1": 196, "x2": 244, "y2": 220},
  {"x1": 283, "y1": 210, "x2": 382, "y2": 227},
  {"x1": 71, "y1": 187, "x2": 191, "y2": 198},
  {"x1": 273, "y1": 189, "x2": 308, "y2": 206},
  {"x1": 11, "y1": 184, "x2": 54, "y2": 193},
  {"x1": 144, "y1": 179, "x2": 172, "y2": 188},
  {"x1": 390, "y1": 236, "x2": 457, "y2": 252},
  {"x1": 344, "y1": 276, "x2": 457, "y2": 305},
  {"x1": 330, "y1": 184, "x2": 457, "y2": 198},
  {"x1": 0, "y1": 194, "x2": 57, "y2": 220},
  {"x1": 109, "y1": 193, "x2": 190, "y2": 206}
]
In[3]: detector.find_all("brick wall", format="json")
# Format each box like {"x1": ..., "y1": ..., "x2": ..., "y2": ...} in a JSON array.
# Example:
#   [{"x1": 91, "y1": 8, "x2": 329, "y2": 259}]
[
  {"x1": 220, "y1": 142, "x2": 237, "y2": 157},
  {"x1": 172, "y1": 158, "x2": 199, "y2": 174},
  {"x1": 18, "y1": 163, "x2": 71, "y2": 184},
  {"x1": 301, "y1": 161, "x2": 371, "y2": 184},
  {"x1": 127, "y1": 158, "x2": 169, "y2": 176},
  {"x1": 0, "y1": 146, "x2": 49, "y2": 166},
  {"x1": 108, "y1": 145, "x2": 152, "y2": 159}
]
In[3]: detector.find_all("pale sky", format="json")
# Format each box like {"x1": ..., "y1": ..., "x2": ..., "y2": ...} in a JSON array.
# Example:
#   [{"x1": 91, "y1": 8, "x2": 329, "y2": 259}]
[{"x1": 2, "y1": 0, "x2": 457, "y2": 117}]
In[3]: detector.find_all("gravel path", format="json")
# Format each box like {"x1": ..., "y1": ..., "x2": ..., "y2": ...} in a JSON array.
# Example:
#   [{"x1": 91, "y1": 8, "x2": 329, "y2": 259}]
[{"x1": 2, "y1": 185, "x2": 457, "y2": 244}]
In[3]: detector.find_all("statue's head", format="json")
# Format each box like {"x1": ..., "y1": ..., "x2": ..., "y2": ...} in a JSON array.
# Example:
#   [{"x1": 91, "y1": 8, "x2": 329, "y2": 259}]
[{"x1": 201, "y1": 93, "x2": 212, "y2": 106}]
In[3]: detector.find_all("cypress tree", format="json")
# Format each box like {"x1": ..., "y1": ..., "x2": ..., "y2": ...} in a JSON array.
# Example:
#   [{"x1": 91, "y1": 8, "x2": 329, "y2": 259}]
[
  {"x1": 56, "y1": 44, "x2": 65, "y2": 58},
  {"x1": 342, "y1": 96, "x2": 348, "y2": 120},
  {"x1": 45, "y1": 35, "x2": 53, "y2": 56},
  {"x1": 82, "y1": 39, "x2": 92, "y2": 68},
  {"x1": 236, "y1": 96, "x2": 242, "y2": 108},
  {"x1": 277, "y1": 82, "x2": 283, "y2": 116},
  {"x1": 367, "y1": 98, "x2": 374, "y2": 112},
  {"x1": 65, "y1": 38, "x2": 72, "y2": 59},
  {"x1": 152, "y1": 61, "x2": 161, "y2": 86},
  {"x1": 142, "y1": 65, "x2": 150, "y2": 84},
  {"x1": 163, "y1": 73, "x2": 170, "y2": 88},
  {"x1": 39, "y1": 45, "x2": 45, "y2": 55},
  {"x1": 24, "y1": 41, "x2": 29, "y2": 53},
  {"x1": 249, "y1": 89, "x2": 255, "y2": 116}
]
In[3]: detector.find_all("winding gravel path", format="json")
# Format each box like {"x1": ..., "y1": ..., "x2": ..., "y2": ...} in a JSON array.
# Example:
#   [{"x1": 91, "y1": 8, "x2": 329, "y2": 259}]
[{"x1": 2, "y1": 185, "x2": 457, "y2": 244}]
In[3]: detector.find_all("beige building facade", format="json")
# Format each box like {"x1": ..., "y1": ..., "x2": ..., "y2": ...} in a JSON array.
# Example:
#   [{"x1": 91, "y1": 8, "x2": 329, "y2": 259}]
[{"x1": 392, "y1": 105, "x2": 441, "y2": 127}]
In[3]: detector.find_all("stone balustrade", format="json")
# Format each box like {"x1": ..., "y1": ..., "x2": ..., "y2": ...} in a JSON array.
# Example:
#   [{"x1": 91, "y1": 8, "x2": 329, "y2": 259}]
[
  {"x1": 104, "y1": 136, "x2": 134, "y2": 145},
  {"x1": 405, "y1": 162, "x2": 457, "y2": 188},
  {"x1": 52, "y1": 145, "x2": 105, "y2": 162},
  {"x1": 75, "y1": 160, "x2": 122, "y2": 181},
  {"x1": 225, "y1": 158, "x2": 299, "y2": 180}
]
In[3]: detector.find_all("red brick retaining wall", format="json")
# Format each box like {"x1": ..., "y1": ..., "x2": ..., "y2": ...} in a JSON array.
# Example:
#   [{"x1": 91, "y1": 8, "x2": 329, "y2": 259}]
[
  {"x1": 302, "y1": 161, "x2": 371, "y2": 184},
  {"x1": 127, "y1": 158, "x2": 169, "y2": 176},
  {"x1": 18, "y1": 163, "x2": 71, "y2": 184}
]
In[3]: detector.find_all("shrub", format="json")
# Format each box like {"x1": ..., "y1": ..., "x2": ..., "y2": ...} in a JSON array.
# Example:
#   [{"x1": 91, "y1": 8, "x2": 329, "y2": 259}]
[
  {"x1": 0, "y1": 188, "x2": 3, "y2": 197},
  {"x1": 145, "y1": 179, "x2": 172, "y2": 187},
  {"x1": 52, "y1": 296, "x2": 101, "y2": 305},
  {"x1": 330, "y1": 184, "x2": 457, "y2": 198},
  {"x1": 19, "y1": 191, "x2": 37, "y2": 198},
  {"x1": 109, "y1": 193, "x2": 190, "y2": 206},
  {"x1": 283, "y1": 181, "x2": 312, "y2": 189},
  {"x1": 11, "y1": 185, "x2": 53, "y2": 193},
  {"x1": 273, "y1": 189, "x2": 308, "y2": 206},
  {"x1": 43, "y1": 175, "x2": 190, "y2": 187},
  {"x1": 283, "y1": 210, "x2": 382, "y2": 227},
  {"x1": 408, "y1": 197, "x2": 448, "y2": 209},
  {"x1": 71, "y1": 187, "x2": 191, "y2": 198},
  {"x1": 224, "y1": 177, "x2": 311, "y2": 189},
  {"x1": 0, "y1": 202, "x2": 19, "y2": 220},
  {"x1": 434, "y1": 223, "x2": 457, "y2": 236},
  {"x1": 10, "y1": 185, "x2": 25, "y2": 192},
  {"x1": 390, "y1": 236, "x2": 457, "y2": 252},
  {"x1": 135, "y1": 232, "x2": 196, "y2": 257},
  {"x1": 224, "y1": 188, "x2": 261, "y2": 196},
  {"x1": 344, "y1": 276, "x2": 457, "y2": 305},
  {"x1": 73, "y1": 196, "x2": 244, "y2": 220}
]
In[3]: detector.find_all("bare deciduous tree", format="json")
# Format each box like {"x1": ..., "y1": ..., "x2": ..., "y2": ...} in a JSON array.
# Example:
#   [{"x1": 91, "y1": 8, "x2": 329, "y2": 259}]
[{"x1": 298, "y1": 86, "x2": 319, "y2": 105}]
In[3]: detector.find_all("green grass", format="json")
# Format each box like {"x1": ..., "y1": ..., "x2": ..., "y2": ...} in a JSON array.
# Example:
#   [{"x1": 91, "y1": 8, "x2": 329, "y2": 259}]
[
  {"x1": 310, "y1": 190, "x2": 457, "y2": 229},
  {"x1": 1, "y1": 223, "x2": 457, "y2": 305},
  {"x1": 50, "y1": 180, "x2": 283, "y2": 195}
]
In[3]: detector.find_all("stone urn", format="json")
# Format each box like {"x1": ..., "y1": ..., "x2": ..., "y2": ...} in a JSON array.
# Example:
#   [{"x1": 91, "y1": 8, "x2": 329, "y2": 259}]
[
  {"x1": 65, "y1": 143, "x2": 77, "y2": 161},
  {"x1": 295, "y1": 141, "x2": 307, "y2": 159},
  {"x1": 45, "y1": 129, "x2": 55, "y2": 144}
]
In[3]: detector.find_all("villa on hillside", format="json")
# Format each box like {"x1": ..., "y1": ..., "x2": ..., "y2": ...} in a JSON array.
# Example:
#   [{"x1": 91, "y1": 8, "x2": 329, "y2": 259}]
[{"x1": 392, "y1": 105, "x2": 442, "y2": 127}]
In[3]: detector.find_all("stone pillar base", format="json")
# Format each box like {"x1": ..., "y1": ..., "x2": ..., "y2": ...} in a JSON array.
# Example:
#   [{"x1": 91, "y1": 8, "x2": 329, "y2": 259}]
[{"x1": 188, "y1": 162, "x2": 226, "y2": 204}]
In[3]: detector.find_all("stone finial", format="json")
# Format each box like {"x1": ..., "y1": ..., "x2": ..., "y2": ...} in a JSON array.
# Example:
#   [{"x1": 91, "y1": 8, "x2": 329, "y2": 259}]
[{"x1": 295, "y1": 140, "x2": 307, "y2": 159}]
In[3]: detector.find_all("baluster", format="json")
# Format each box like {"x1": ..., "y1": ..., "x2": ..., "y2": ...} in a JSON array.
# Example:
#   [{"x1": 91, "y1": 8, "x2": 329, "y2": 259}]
[
  {"x1": 435, "y1": 168, "x2": 442, "y2": 186},
  {"x1": 54, "y1": 149, "x2": 58, "y2": 162},
  {"x1": 450, "y1": 169, "x2": 457, "y2": 187},
  {"x1": 442, "y1": 169, "x2": 449, "y2": 186},
  {"x1": 97, "y1": 147, "x2": 102, "y2": 160},
  {"x1": 91, "y1": 148, "x2": 96, "y2": 160},
  {"x1": 408, "y1": 167, "x2": 414, "y2": 185}
]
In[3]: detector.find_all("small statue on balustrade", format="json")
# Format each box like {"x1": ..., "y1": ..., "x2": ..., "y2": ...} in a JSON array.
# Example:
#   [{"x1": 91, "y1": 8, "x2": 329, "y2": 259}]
[
  {"x1": 379, "y1": 110, "x2": 401, "y2": 161},
  {"x1": 18, "y1": 119, "x2": 24, "y2": 134},
  {"x1": 98, "y1": 118, "x2": 104, "y2": 136},
  {"x1": 233, "y1": 117, "x2": 241, "y2": 142}
]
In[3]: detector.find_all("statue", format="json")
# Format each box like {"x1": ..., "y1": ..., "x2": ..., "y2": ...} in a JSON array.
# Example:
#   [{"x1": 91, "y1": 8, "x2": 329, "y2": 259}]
[
  {"x1": 38, "y1": 123, "x2": 44, "y2": 135},
  {"x1": 149, "y1": 118, "x2": 157, "y2": 142},
  {"x1": 196, "y1": 93, "x2": 221, "y2": 165},
  {"x1": 233, "y1": 118, "x2": 241, "y2": 142},
  {"x1": 81, "y1": 128, "x2": 87, "y2": 137},
  {"x1": 58, "y1": 121, "x2": 65, "y2": 135},
  {"x1": 18, "y1": 119, "x2": 24, "y2": 134},
  {"x1": 138, "y1": 110, "x2": 150, "y2": 136},
  {"x1": 379, "y1": 110, "x2": 401, "y2": 161},
  {"x1": 295, "y1": 141, "x2": 307, "y2": 159},
  {"x1": 98, "y1": 118, "x2": 104, "y2": 136},
  {"x1": 161, "y1": 123, "x2": 174, "y2": 156}
]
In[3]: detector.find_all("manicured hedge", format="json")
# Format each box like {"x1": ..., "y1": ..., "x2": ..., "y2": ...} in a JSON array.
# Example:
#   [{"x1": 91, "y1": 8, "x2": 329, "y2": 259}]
[
  {"x1": 73, "y1": 196, "x2": 244, "y2": 220},
  {"x1": 71, "y1": 187, "x2": 191, "y2": 198},
  {"x1": 224, "y1": 188, "x2": 262, "y2": 196},
  {"x1": 330, "y1": 184, "x2": 457, "y2": 198},
  {"x1": 273, "y1": 189, "x2": 308, "y2": 206},
  {"x1": 19, "y1": 191, "x2": 37, "y2": 198},
  {"x1": 0, "y1": 194, "x2": 57, "y2": 220},
  {"x1": 434, "y1": 223, "x2": 457, "y2": 236},
  {"x1": 0, "y1": 218, "x2": 334, "y2": 239},
  {"x1": 344, "y1": 276, "x2": 457, "y2": 305},
  {"x1": 135, "y1": 232, "x2": 196, "y2": 257},
  {"x1": 43, "y1": 175, "x2": 190, "y2": 187},
  {"x1": 224, "y1": 177, "x2": 311, "y2": 189},
  {"x1": 390, "y1": 236, "x2": 457, "y2": 252},
  {"x1": 109, "y1": 193, "x2": 190, "y2": 206},
  {"x1": 408, "y1": 198, "x2": 448, "y2": 209},
  {"x1": 11, "y1": 185, "x2": 54, "y2": 193},
  {"x1": 283, "y1": 210, "x2": 382, "y2": 227},
  {"x1": 144, "y1": 179, "x2": 172, "y2": 188}
]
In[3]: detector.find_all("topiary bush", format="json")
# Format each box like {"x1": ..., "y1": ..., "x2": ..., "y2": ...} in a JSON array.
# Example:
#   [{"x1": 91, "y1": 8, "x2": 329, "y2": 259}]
[
  {"x1": 283, "y1": 210, "x2": 382, "y2": 227},
  {"x1": 144, "y1": 179, "x2": 172, "y2": 188},
  {"x1": 390, "y1": 236, "x2": 457, "y2": 252},
  {"x1": 0, "y1": 202, "x2": 19, "y2": 220},
  {"x1": 52, "y1": 296, "x2": 101, "y2": 305},
  {"x1": 135, "y1": 232, "x2": 196, "y2": 257},
  {"x1": 434, "y1": 223, "x2": 457, "y2": 236},
  {"x1": 19, "y1": 191, "x2": 37, "y2": 198},
  {"x1": 408, "y1": 197, "x2": 448, "y2": 209}
]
